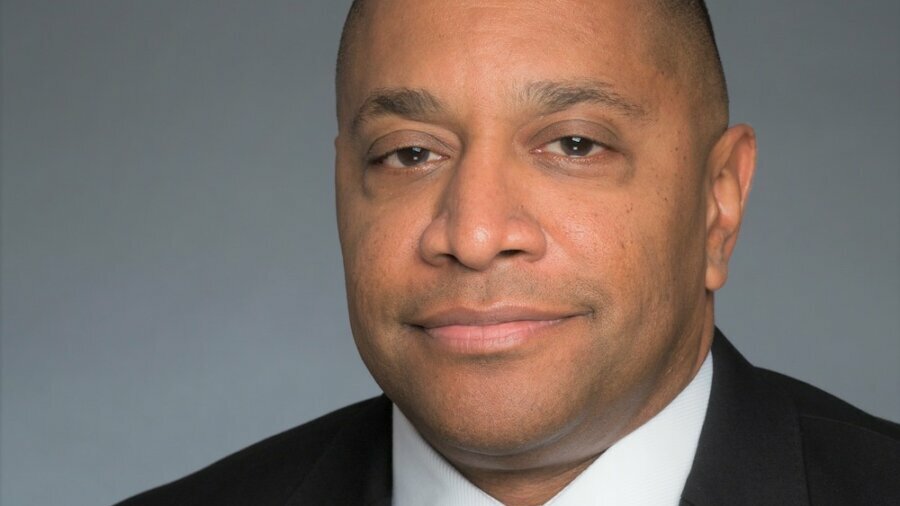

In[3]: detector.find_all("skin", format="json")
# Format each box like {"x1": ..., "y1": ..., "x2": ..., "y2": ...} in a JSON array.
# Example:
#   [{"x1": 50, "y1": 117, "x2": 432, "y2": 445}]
[{"x1": 335, "y1": 0, "x2": 756, "y2": 504}]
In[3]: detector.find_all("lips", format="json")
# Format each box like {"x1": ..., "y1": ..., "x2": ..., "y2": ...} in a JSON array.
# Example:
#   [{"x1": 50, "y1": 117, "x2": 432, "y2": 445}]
[{"x1": 408, "y1": 306, "x2": 586, "y2": 354}]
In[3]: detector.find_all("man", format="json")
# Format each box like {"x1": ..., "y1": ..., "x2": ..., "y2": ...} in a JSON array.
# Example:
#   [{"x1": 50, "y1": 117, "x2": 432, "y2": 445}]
[{"x1": 118, "y1": 0, "x2": 899, "y2": 504}]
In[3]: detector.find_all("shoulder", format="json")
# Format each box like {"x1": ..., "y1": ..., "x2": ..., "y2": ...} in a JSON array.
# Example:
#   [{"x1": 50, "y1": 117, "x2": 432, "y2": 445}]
[
  {"x1": 759, "y1": 368, "x2": 900, "y2": 440},
  {"x1": 115, "y1": 396, "x2": 391, "y2": 506},
  {"x1": 758, "y1": 368, "x2": 900, "y2": 503}
]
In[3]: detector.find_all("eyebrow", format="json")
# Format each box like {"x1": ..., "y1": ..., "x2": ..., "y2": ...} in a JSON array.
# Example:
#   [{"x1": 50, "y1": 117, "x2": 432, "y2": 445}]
[
  {"x1": 521, "y1": 80, "x2": 648, "y2": 120},
  {"x1": 349, "y1": 79, "x2": 648, "y2": 133},
  {"x1": 351, "y1": 88, "x2": 444, "y2": 133}
]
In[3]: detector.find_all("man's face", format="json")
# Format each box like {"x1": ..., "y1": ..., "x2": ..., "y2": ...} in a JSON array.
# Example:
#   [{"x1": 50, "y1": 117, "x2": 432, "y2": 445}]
[{"x1": 335, "y1": 0, "x2": 734, "y2": 469}]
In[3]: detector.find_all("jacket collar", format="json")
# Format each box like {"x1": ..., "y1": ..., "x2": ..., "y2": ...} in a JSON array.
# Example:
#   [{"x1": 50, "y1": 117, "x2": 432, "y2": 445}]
[
  {"x1": 680, "y1": 329, "x2": 810, "y2": 505},
  {"x1": 285, "y1": 395, "x2": 393, "y2": 506}
]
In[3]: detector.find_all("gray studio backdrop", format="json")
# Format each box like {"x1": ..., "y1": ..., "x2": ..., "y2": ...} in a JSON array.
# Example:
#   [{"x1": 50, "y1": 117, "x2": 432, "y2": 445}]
[{"x1": 1, "y1": 1, "x2": 897, "y2": 505}]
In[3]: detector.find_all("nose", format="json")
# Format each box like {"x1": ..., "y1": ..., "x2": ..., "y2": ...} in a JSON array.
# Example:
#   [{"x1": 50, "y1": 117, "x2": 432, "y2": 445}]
[{"x1": 418, "y1": 150, "x2": 547, "y2": 271}]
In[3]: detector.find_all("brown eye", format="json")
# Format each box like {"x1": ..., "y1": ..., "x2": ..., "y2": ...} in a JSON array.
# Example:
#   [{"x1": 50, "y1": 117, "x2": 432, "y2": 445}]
[
  {"x1": 396, "y1": 146, "x2": 431, "y2": 166},
  {"x1": 374, "y1": 146, "x2": 443, "y2": 169},
  {"x1": 539, "y1": 136, "x2": 606, "y2": 158},
  {"x1": 559, "y1": 136, "x2": 595, "y2": 156}
]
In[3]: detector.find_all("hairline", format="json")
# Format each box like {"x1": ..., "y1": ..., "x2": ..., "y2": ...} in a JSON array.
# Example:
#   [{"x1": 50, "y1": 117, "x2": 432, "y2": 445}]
[{"x1": 335, "y1": 0, "x2": 729, "y2": 131}]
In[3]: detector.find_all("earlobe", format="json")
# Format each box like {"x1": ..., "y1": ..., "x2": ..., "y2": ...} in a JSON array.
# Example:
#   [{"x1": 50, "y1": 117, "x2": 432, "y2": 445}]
[{"x1": 705, "y1": 124, "x2": 757, "y2": 291}]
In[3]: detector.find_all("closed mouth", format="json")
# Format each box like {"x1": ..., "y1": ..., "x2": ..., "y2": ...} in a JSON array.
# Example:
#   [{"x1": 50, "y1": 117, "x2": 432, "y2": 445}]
[{"x1": 407, "y1": 305, "x2": 588, "y2": 354}]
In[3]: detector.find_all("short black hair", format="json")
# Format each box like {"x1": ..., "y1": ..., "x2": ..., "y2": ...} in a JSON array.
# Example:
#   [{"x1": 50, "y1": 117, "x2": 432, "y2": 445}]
[
  {"x1": 335, "y1": 0, "x2": 367, "y2": 92},
  {"x1": 655, "y1": 0, "x2": 729, "y2": 121}
]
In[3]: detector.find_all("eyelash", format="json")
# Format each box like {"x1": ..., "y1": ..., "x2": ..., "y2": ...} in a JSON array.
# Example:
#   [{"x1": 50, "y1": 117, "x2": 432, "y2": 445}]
[
  {"x1": 534, "y1": 136, "x2": 608, "y2": 160},
  {"x1": 368, "y1": 135, "x2": 609, "y2": 170},
  {"x1": 370, "y1": 146, "x2": 446, "y2": 169}
]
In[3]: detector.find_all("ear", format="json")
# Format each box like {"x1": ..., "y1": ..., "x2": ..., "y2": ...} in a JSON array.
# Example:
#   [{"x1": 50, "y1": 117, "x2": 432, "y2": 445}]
[{"x1": 705, "y1": 124, "x2": 757, "y2": 292}]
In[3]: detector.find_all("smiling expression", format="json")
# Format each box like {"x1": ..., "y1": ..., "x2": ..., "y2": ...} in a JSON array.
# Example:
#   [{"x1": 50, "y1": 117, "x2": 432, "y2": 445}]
[{"x1": 334, "y1": 0, "x2": 752, "y2": 477}]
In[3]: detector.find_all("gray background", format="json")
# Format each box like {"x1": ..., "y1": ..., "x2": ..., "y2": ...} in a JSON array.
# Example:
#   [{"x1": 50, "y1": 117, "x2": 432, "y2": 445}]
[{"x1": 1, "y1": 0, "x2": 897, "y2": 505}]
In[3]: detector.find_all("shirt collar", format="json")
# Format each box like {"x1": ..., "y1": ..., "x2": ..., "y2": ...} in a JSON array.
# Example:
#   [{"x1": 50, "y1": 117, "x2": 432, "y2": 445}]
[{"x1": 393, "y1": 352, "x2": 713, "y2": 505}]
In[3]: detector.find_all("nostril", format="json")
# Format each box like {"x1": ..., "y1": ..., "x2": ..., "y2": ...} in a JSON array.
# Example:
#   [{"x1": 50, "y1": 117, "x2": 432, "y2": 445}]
[{"x1": 417, "y1": 190, "x2": 547, "y2": 270}]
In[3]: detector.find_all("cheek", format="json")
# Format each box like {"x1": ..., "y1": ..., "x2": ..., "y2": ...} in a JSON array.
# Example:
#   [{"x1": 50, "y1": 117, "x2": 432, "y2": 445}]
[
  {"x1": 545, "y1": 192, "x2": 647, "y2": 309},
  {"x1": 341, "y1": 212, "x2": 419, "y2": 390},
  {"x1": 348, "y1": 202, "x2": 426, "y2": 278},
  {"x1": 340, "y1": 195, "x2": 429, "y2": 341},
  {"x1": 626, "y1": 185, "x2": 708, "y2": 335},
  {"x1": 543, "y1": 180, "x2": 703, "y2": 327}
]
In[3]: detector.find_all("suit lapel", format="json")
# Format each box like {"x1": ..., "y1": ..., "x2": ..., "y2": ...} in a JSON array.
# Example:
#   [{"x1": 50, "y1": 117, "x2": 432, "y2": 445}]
[
  {"x1": 285, "y1": 395, "x2": 393, "y2": 506},
  {"x1": 680, "y1": 331, "x2": 810, "y2": 505}
]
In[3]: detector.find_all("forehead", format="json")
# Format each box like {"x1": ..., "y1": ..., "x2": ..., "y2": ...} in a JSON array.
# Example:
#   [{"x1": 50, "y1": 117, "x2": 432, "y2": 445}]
[{"x1": 340, "y1": 0, "x2": 672, "y2": 124}]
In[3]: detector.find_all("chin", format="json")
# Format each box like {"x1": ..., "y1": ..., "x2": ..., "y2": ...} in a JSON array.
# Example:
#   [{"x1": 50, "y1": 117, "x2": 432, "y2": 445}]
[{"x1": 389, "y1": 362, "x2": 596, "y2": 463}]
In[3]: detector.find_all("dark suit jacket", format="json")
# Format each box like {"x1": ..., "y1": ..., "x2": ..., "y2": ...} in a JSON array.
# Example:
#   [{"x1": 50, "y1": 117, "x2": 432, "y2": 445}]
[{"x1": 117, "y1": 331, "x2": 900, "y2": 505}]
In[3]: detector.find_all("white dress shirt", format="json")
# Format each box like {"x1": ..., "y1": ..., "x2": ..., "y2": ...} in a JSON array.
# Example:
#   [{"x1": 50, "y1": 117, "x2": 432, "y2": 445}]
[{"x1": 393, "y1": 352, "x2": 713, "y2": 505}]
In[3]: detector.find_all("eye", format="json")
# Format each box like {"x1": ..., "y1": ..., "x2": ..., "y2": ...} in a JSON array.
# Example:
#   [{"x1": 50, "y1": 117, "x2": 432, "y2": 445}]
[
  {"x1": 539, "y1": 136, "x2": 606, "y2": 157},
  {"x1": 373, "y1": 146, "x2": 444, "y2": 169}
]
